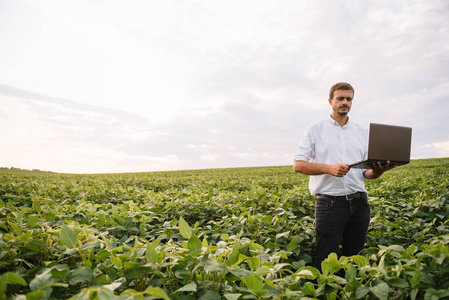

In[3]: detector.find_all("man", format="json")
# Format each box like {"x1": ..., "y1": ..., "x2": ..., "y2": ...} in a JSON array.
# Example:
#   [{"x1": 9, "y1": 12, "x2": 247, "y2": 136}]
[{"x1": 293, "y1": 82, "x2": 395, "y2": 271}]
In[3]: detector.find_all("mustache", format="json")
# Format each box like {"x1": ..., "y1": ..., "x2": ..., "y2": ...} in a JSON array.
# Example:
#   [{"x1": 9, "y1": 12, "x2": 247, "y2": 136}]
[{"x1": 339, "y1": 105, "x2": 350, "y2": 109}]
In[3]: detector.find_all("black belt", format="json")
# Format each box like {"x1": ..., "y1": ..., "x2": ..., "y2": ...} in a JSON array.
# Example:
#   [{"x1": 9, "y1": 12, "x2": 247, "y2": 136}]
[{"x1": 316, "y1": 192, "x2": 365, "y2": 201}]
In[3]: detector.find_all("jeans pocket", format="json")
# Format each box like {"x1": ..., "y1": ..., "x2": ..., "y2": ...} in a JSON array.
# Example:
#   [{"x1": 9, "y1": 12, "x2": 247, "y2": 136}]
[
  {"x1": 316, "y1": 198, "x2": 334, "y2": 210},
  {"x1": 363, "y1": 195, "x2": 370, "y2": 207}
]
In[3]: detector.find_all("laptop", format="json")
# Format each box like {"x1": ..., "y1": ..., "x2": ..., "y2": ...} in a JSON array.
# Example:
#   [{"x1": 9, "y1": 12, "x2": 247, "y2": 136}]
[{"x1": 349, "y1": 123, "x2": 412, "y2": 169}]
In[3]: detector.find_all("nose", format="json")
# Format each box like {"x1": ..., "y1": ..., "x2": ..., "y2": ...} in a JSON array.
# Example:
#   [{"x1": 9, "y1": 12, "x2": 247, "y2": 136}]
[{"x1": 340, "y1": 99, "x2": 351, "y2": 108}]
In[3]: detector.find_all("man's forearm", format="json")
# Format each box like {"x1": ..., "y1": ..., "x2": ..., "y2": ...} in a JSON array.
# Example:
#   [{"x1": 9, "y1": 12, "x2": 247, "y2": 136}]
[
  {"x1": 294, "y1": 161, "x2": 351, "y2": 177},
  {"x1": 293, "y1": 160, "x2": 330, "y2": 175},
  {"x1": 363, "y1": 169, "x2": 378, "y2": 180},
  {"x1": 363, "y1": 161, "x2": 396, "y2": 180}
]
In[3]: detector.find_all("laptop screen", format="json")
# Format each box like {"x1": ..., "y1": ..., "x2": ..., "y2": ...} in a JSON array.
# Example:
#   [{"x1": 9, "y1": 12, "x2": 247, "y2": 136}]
[{"x1": 368, "y1": 123, "x2": 412, "y2": 163}]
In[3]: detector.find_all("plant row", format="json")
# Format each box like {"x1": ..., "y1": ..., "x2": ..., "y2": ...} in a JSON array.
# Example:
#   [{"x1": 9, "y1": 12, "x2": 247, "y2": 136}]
[{"x1": 0, "y1": 158, "x2": 448, "y2": 299}]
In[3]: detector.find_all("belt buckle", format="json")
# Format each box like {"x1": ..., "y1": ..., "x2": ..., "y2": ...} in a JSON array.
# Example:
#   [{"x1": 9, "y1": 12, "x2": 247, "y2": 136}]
[{"x1": 346, "y1": 194, "x2": 355, "y2": 201}]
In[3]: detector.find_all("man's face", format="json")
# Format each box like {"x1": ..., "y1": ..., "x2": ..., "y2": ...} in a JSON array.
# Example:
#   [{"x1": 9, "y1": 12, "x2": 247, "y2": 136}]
[{"x1": 329, "y1": 89, "x2": 353, "y2": 116}]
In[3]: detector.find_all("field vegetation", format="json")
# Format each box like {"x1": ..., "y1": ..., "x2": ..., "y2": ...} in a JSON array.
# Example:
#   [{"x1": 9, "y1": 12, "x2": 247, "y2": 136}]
[{"x1": 1, "y1": 158, "x2": 449, "y2": 299}]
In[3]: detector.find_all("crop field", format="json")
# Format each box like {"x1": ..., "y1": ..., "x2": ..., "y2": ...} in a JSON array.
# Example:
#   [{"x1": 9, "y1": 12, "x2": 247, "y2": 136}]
[{"x1": 1, "y1": 158, "x2": 449, "y2": 300}]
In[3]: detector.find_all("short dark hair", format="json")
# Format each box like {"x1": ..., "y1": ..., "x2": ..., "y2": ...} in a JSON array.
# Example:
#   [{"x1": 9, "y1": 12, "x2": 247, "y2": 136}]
[{"x1": 329, "y1": 82, "x2": 354, "y2": 99}]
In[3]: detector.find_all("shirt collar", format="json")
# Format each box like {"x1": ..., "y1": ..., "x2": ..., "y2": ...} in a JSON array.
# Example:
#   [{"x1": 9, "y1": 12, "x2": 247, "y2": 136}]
[{"x1": 328, "y1": 114, "x2": 350, "y2": 128}]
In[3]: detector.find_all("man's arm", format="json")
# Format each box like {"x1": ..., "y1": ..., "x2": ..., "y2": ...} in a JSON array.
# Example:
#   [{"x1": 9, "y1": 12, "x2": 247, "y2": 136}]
[
  {"x1": 294, "y1": 160, "x2": 350, "y2": 177},
  {"x1": 363, "y1": 161, "x2": 397, "y2": 179}
]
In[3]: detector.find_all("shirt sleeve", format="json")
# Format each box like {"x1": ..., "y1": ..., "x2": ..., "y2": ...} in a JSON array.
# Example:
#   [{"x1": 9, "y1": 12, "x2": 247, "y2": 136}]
[{"x1": 294, "y1": 126, "x2": 314, "y2": 162}]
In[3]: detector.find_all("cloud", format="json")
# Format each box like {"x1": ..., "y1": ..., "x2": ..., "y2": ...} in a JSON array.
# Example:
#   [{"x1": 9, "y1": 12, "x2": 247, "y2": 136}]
[
  {"x1": 417, "y1": 141, "x2": 449, "y2": 159},
  {"x1": 0, "y1": 85, "x2": 155, "y2": 173},
  {"x1": 1, "y1": 83, "x2": 314, "y2": 172}
]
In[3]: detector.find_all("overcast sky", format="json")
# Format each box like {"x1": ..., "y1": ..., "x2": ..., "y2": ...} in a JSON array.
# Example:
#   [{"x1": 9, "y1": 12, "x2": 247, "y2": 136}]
[{"x1": 1, "y1": 0, "x2": 448, "y2": 173}]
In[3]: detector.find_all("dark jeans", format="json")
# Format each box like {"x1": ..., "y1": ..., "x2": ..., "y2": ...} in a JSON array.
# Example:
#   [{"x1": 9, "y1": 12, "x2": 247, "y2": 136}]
[{"x1": 312, "y1": 193, "x2": 370, "y2": 271}]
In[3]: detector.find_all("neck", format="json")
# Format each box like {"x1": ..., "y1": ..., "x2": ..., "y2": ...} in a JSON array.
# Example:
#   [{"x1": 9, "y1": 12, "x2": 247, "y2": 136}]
[{"x1": 331, "y1": 113, "x2": 348, "y2": 127}]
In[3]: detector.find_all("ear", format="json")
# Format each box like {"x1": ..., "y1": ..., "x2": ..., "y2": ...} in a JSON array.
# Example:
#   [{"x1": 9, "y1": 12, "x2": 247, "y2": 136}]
[{"x1": 328, "y1": 98, "x2": 333, "y2": 106}]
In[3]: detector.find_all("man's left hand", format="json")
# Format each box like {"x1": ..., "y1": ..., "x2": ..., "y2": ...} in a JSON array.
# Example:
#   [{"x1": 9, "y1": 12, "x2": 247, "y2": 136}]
[{"x1": 372, "y1": 161, "x2": 397, "y2": 178}]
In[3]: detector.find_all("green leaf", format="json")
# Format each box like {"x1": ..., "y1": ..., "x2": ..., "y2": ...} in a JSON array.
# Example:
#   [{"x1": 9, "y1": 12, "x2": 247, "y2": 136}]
[
  {"x1": 411, "y1": 288, "x2": 419, "y2": 300},
  {"x1": 230, "y1": 268, "x2": 252, "y2": 278},
  {"x1": 226, "y1": 242, "x2": 240, "y2": 267},
  {"x1": 387, "y1": 244, "x2": 405, "y2": 252},
  {"x1": 80, "y1": 241, "x2": 101, "y2": 250},
  {"x1": 124, "y1": 264, "x2": 142, "y2": 280},
  {"x1": 111, "y1": 255, "x2": 122, "y2": 268},
  {"x1": 354, "y1": 286, "x2": 369, "y2": 299},
  {"x1": 405, "y1": 244, "x2": 416, "y2": 256},
  {"x1": 0, "y1": 275, "x2": 7, "y2": 295},
  {"x1": 96, "y1": 249, "x2": 111, "y2": 260},
  {"x1": 204, "y1": 259, "x2": 227, "y2": 273},
  {"x1": 255, "y1": 266, "x2": 271, "y2": 276},
  {"x1": 423, "y1": 288, "x2": 439, "y2": 300},
  {"x1": 198, "y1": 290, "x2": 221, "y2": 300},
  {"x1": 26, "y1": 240, "x2": 48, "y2": 252},
  {"x1": 245, "y1": 274, "x2": 263, "y2": 294},
  {"x1": 224, "y1": 293, "x2": 243, "y2": 300},
  {"x1": 256, "y1": 289, "x2": 269, "y2": 298},
  {"x1": 264, "y1": 278, "x2": 275, "y2": 288},
  {"x1": 188, "y1": 235, "x2": 202, "y2": 253},
  {"x1": 332, "y1": 275, "x2": 348, "y2": 285},
  {"x1": 176, "y1": 282, "x2": 197, "y2": 292},
  {"x1": 29, "y1": 269, "x2": 53, "y2": 292},
  {"x1": 102, "y1": 278, "x2": 125, "y2": 291},
  {"x1": 146, "y1": 242, "x2": 158, "y2": 265},
  {"x1": 69, "y1": 267, "x2": 95, "y2": 285},
  {"x1": 388, "y1": 277, "x2": 409, "y2": 288},
  {"x1": 369, "y1": 282, "x2": 389, "y2": 300},
  {"x1": 295, "y1": 266, "x2": 320, "y2": 280},
  {"x1": 276, "y1": 251, "x2": 288, "y2": 260},
  {"x1": 71, "y1": 288, "x2": 91, "y2": 300},
  {"x1": 410, "y1": 270, "x2": 421, "y2": 288},
  {"x1": 60, "y1": 223, "x2": 78, "y2": 248},
  {"x1": 345, "y1": 265, "x2": 357, "y2": 283},
  {"x1": 275, "y1": 231, "x2": 290, "y2": 240},
  {"x1": 420, "y1": 271, "x2": 436, "y2": 286},
  {"x1": 351, "y1": 255, "x2": 368, "y2": 267},
  {"x1": 7, "y1": 221, "x2": 21, "y2": 235},
  {"x1": 32, "y1": 201, "x2": 42, "y2": 213},
  {"x1": 302, "y1": 282, "x2": 316, "y2": 297},
  {"x1": 50, "y1": 265, "x2": 70, "y2": 281},
  {"x1": 144, "y1": 286, "x2": 170, "y2": 300},
  {"x1": 179, "y1": 216, "x2": 192, "y2": 239},
  {"x1": 322, "y1": 253, "x2": 341, "y2": 275},
  {"x1": 150, "y1": 238, "x2": 161, "y2": 248},
  {"x1": 27, "y1": 215, "x2": 39, "y2": 228},
  {"x1": 247, "y1": 256, "x2": 260, "y2": 270},
  {"x1": 25, "y1": 291, "x2": 46, "y2": 300},
  {"x1": 437, "y1": 289, "x2": 449, "y2": 298},
  {"x1": 261, "y1": 215, "x2": 272, "y2": 225},
  {"x1": 286, "y1": 237, "x2": 298, "y2": 251},
  {"x1": 96, "y1": 287, "x2": 116, "y2": 300},
  {"x1": 3, "y1": 272, "x2": 27, "y2": 286}
]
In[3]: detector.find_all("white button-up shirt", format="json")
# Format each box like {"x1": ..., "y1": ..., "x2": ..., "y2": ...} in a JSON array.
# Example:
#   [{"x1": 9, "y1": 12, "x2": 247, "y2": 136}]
[{"x1": 294, "y1": 116, "x2": 368, "y2": 196}]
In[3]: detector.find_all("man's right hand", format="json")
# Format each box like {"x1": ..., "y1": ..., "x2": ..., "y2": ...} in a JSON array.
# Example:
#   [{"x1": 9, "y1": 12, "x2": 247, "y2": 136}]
[{"x1": 327, "y1": 164, "x2": 350, "y2": 177}]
